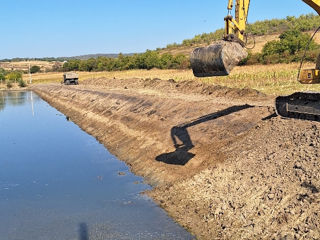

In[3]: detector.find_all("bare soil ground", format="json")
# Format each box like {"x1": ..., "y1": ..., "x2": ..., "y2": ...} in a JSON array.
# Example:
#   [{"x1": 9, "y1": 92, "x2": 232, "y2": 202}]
[{"x1": 31, "y1": 78, "x2": 320, "y2": 239}]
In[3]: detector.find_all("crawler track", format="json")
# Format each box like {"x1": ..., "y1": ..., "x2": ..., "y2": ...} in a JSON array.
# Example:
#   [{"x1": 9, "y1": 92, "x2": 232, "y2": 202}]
[{"x1": 276, "y1": 92, "x2": 320, "y2": 121}]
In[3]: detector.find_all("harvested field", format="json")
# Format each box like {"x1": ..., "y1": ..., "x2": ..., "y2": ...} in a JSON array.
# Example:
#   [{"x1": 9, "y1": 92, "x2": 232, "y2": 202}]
[
  {"x1": 25, "y1": 62, "x2": 320, "y2": 95},
  {"x1": 0, "y1": 60, "x2": 61, "y2": 72},
  {"x1": 31, "y1": 77, "x2": 320, "y2": 239}
]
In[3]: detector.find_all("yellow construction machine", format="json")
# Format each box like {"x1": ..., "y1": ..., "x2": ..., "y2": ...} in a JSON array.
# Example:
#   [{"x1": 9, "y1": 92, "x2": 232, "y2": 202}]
[{"x1": 190, "y1": 0, "x2": 320, "y2": 120}]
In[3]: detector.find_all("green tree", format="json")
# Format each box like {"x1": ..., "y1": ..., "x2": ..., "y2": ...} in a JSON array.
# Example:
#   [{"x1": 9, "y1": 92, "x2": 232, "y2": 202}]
[
  {"x1": 63, "y1": 60, "x2": 80, "y2": 71},
  {"x1": 0, "y1": 68, "x2": 6, "y2": 84},
  {"x1": 0, "y1": 75, "x2": 5, "y2": 85},
  {"x1": 159, "y1": 53, "x2": 173, "y2": 69},
  {"x1": 172, "y1": 54, "x2": 190, "y2": 69},
  {"x1": 144, "y1": 51, "x2": 160, "y2": 69},
  {"x1": 30, "y1": 65, "x2": 41, "y2": 73},
  {"x1": 5, "y1": 71, "x2": 22, "y2": 81},
  {"x1": 262, "y1": 41, "x2": 284, "y2": 56},
  {"x1": 18, "y1": 79, "x2": 27, "y2": 87},
  {"x1": 279, "y1": 29, "x2": 314, "y2": 54},
  {"x1": 262, "y1": 29, "x2": 317, "y2": 59},
  {"x1": 0, "y1": 72, "x2": 5, "y2": 81}
]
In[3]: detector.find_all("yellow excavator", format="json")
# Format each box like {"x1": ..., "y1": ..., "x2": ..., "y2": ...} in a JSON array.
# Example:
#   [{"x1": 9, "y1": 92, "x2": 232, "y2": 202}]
[{"x1": 190, "y1": 0, "x2": 320, "y2": 120}]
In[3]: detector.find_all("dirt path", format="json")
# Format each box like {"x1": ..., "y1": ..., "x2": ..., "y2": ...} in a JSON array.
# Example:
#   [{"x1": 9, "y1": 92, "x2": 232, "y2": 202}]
[{"x1": 31, "y1": 78, "x2": 320, "y2": 239}]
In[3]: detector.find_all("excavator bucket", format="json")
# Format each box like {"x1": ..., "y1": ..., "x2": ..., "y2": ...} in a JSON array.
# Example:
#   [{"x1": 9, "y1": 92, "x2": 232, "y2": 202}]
[
  {"x1": 275, "y1": 92, "x2": 320, "y2": 121},
  {"x1": 190, "y1": 40, "x2": 248, "y2": 77}
]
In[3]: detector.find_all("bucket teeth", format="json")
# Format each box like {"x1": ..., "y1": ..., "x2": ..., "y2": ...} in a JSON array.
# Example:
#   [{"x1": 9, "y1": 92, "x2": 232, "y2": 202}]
[{"x1": 190, "y1": 40, "x2": 248, "y2": 77}]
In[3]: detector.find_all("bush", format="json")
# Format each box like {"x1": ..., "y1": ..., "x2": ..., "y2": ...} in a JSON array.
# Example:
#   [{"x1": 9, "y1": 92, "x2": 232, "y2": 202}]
[
  {"x1": 30, "y1": 65, "x2": 41, "y2": 73},
  {"x1": 18, "y1": 79, "x2": 27, "y2": 87},
  {"x1": 257, "y1": 29, "x2": 319, "y2": 64},
  {"x1": 6, "y1": 81, "x2": 13, "y2": 89},
  {"x1": 279, "y1": 29, "x2": 314, "y2": 54},
  {"x1": 0, "y1": 73, "x2": 5, "y2": 83},
  {"x1": 0, "y1": 68, "x2": 6, "y2": 81},
  {"x1": 5, "y1": 71, "x2": 22, "y2": 81}
]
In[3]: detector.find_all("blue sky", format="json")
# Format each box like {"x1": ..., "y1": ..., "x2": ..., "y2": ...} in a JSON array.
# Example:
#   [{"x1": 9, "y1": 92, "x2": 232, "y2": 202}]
[{"x1": 0, "y1": 0, "x2": 318, "y2": 59}]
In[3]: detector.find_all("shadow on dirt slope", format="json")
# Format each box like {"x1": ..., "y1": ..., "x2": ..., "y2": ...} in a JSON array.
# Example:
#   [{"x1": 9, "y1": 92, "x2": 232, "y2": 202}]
[{"x1": 156, "y1": 104, "x2": 254, "y2": 165}]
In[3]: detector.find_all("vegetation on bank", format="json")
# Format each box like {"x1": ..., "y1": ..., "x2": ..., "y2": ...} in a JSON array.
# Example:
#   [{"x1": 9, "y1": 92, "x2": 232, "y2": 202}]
[{"x1": 0, "y1": 68, "x2": 26, "y2": 88}]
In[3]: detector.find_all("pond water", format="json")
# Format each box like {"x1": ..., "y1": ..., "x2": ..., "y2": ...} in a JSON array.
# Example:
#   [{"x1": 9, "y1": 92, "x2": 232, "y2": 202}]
[{"x1": 0, "y1": 91, "x2": 193, "y2": 240}]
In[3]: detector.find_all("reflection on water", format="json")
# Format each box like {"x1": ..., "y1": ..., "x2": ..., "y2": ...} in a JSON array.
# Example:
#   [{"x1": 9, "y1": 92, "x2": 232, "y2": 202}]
[
  {"x1": 0, "y1": 92, "x2": 4, "y2": 111},
  {"x1": 0, "y1": 91, "x2": 40, "y2": 115},
  {"x1": 0, "y1": 91, "x2": 193, "y2": 240},
  {"x1": 0, "y1": 91, "x2": 41, "y2": 112}
]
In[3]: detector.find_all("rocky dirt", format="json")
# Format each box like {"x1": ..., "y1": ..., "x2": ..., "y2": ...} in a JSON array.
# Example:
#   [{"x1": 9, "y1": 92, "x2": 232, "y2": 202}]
[{"x1": 31, "y1": 78, "x2": 320, "y2": 240}]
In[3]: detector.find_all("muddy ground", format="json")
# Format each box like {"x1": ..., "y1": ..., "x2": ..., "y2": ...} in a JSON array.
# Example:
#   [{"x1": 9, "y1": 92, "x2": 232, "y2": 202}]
[{"x1": 32, "y1": 78, "x2": 320, "y2": 240}]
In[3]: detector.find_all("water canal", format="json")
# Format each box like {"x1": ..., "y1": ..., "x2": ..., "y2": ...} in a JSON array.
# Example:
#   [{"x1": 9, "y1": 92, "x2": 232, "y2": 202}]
[{"x1": 0, "y1": 91, "x2": 193, "y2": 240}]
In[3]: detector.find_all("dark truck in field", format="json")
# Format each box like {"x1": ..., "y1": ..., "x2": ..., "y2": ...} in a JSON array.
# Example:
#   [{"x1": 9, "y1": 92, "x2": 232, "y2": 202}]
[{"x1": 63, "y1": 72, "x2": 79, "y2": 85}]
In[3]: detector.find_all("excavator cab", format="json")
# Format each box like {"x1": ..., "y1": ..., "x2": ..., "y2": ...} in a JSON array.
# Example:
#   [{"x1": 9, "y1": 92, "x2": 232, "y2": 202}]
[{"x1": 299, "y1": 69, "x2": 320, "y2": 84}]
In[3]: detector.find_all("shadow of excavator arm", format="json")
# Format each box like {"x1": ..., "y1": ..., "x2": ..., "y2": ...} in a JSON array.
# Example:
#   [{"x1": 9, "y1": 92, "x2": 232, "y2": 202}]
[{"x1": 156, "y1": 104, "x2": 253, "y2": 165}]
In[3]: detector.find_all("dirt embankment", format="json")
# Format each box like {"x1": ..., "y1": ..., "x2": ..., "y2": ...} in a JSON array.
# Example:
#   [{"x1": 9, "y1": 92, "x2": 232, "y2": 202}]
[{"x1": 32, "y1": 78, "x2": 320, "y2": 240}]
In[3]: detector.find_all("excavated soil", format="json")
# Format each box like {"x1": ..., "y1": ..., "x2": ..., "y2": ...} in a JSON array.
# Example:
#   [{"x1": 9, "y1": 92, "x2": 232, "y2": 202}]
[{"x1": 31, "y1": 78, "x2": 320, "y2": 240}]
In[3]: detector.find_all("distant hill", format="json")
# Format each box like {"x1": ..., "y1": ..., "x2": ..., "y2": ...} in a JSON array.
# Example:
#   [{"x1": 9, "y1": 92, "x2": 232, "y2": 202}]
[
  {"x1": 2, "y1": 14, "x2": 320, "y2": 64},
  {"x1": 157, "y1": 13, "x2": 320, "y2": 56},
  {"x1": 0, "y1": 53, "x2": 137, "y2": 72},
  {"x1": 0, "y1": 53, "x2": 137, "y2": 62},
  {"x1": 64, "y1": 53, "x2": 136, "y2": 60}
]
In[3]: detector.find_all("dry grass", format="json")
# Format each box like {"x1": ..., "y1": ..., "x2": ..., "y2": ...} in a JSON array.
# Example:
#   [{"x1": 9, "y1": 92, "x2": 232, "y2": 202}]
[
  {"x1": 0, "y1": 83, "x2": 6, "y2": 90},
  {"x1": 0, "y1": 61, "x2": 60, "y2": 72},
  {"x1": 25, "y1": 62, "x2": 320, "y2": 96}
]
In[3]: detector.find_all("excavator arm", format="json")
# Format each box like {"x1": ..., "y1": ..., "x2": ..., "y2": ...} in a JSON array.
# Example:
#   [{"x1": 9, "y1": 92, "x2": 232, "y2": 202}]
[
  {"x1": 225, "y1": 0, "x2": 250, "y2": 44},
  {"x1": 225, "y1": 0, "x2": 320, "y2": 44},
  {"x1": 191, "y1": 0, "x2": 320, "y2": 121},
  {"x1": 191, "y1": 0, "x2": 320, "y2": 77},
  {"x1": 302, "y1": 0, "x2": 320, "y2": 14}
]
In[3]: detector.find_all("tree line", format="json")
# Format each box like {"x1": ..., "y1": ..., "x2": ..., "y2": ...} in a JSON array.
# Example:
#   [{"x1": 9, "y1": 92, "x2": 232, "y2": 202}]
[{"x1": 62, "y1": 51, "x2": 190, "y2": 72}]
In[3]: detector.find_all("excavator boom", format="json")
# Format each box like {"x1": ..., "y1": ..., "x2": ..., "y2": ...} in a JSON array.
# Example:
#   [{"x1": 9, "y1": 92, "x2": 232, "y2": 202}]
[{"x1": 302, "y1": 0, "x2": 320, "y2": 15}]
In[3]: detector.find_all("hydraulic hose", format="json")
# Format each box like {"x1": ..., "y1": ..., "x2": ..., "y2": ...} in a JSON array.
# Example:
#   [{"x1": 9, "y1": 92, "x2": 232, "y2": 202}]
[{"x1": 297, "y1": 25, "x2": 320, "y2": 81}]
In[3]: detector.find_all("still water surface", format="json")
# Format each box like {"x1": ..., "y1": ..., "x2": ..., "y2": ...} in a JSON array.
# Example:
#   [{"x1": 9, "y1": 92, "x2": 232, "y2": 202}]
[{"x1": 0, "y1": 91, "x2": 193, "y2": 240}]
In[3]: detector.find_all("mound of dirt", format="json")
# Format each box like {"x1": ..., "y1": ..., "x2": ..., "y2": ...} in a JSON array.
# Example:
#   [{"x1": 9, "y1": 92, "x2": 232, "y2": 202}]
[{"x1": 82, "y1": 77, "x2": 266, "y2": 100}]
